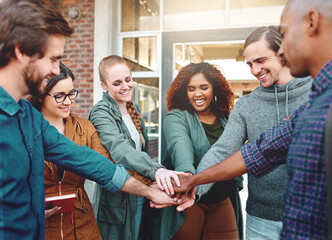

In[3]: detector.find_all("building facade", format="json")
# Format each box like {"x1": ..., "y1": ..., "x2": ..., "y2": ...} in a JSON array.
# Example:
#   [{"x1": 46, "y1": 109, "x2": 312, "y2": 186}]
[{"x1": 49, "y1": 0, "x2": 287, "y2": 161}]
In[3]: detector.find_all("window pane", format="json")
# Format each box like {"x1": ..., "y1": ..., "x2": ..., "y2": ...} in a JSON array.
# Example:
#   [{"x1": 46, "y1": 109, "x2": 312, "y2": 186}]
[
  {"x1": 175, "y1": 45, "x2": 183, "y2": 72},
  {"x1": 163, "y1": 0, "x2": 226, "y2": 30},
  {"x1": 230, "y1": 0, "x2": 286, "y2": 9},
  {"x1": 133, "y1": 78, "x2": 159, "y2": 135},
  {"x1": 122, "y1": 0, "x2": 160, "y2": 32},
  {"x1": 229, "y1": 0, "x2": 287, "y2": 26},
  {"x1": 148, "y1": 136, "x2": 159, "y2": 161},
  {"x1": 123, "y1": 37, "x2": 157, "y2": 71}
]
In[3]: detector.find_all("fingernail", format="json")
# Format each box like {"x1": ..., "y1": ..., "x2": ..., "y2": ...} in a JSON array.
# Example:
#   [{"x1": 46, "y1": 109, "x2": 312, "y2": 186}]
[
  {"x1": 177, "y1": 199, "x2": 181, "y2": 203},
  {"x1": 57, "y1": 207, "x2": 62, "y2": 211},
  {"x1": 173, "y1": 197, "x2": 177, "y2": 202}
]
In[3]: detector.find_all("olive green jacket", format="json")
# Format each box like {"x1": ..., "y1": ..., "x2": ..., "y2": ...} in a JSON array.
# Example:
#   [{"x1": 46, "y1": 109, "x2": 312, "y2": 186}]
[
  {"x1": 88, "y1": 92, "x2": 162, "y2": 240},
  {"x1": 159, "y1": 109, "x2": 243, "y2": 240}
]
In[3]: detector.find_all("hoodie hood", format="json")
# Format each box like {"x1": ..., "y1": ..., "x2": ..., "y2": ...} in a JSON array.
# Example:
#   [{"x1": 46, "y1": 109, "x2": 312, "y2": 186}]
[
  {"x1": 251, "y1": 76, "x2": 313, "y2": 123},
  {"x1": 252, "y1": 76, "x2": 313, "y2": 102}
]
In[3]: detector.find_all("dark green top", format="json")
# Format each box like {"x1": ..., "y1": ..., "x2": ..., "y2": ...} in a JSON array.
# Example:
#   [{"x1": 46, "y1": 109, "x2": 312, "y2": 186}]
[
  {"x1": 199, "y1": 120, "x2": 234, "y2": 205},
  {"x1": 201, "y1": 120, "x2": 223, "y2": 146}
]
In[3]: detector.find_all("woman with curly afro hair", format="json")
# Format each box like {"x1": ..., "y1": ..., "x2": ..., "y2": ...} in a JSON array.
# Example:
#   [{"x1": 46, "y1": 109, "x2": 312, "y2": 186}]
[{"x1": 159, "y1": 62, "x2": 243, "y2": 240}]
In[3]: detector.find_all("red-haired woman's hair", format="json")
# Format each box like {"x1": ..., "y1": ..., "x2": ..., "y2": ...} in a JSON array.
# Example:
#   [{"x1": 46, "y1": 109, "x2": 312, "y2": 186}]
[{"x1": 166, "y1": 62, "x2": 234, "y2": 118}]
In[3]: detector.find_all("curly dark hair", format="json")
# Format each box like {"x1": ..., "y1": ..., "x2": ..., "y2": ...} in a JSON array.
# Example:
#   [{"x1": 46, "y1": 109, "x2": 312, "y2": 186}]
[{"x1": 166, "y1": 62, "x2": 234, "y2": 118}]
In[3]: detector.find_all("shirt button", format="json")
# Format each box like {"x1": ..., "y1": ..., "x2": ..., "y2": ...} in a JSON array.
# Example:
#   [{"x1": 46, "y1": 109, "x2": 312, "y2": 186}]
[{"x1": 306, "y1": 103, "x2": 311, "y2": 108}]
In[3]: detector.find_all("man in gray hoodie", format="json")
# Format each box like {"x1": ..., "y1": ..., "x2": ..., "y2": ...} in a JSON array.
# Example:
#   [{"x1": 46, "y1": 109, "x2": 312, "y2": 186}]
[{"x1": 195, "y1": 26, "x2": 312, "y2": 239}]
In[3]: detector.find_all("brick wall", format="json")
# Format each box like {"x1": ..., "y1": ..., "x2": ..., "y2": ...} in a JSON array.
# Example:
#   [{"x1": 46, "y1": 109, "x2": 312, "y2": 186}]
[{"x1": 52, "y1": 0, "x2": 95, "y2": 118}]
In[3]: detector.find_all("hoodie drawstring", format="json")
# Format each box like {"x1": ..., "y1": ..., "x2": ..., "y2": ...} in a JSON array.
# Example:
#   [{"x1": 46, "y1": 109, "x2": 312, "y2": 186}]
[
  {"x1": 285, "y1": 85, "x2": 289, "y2": 119},
  {"x1": 275, "y1": 85, "x2": 290, "y2": 124},
  {"x1": 275, "y1": 87, "x2": 280, "y2": 124}
]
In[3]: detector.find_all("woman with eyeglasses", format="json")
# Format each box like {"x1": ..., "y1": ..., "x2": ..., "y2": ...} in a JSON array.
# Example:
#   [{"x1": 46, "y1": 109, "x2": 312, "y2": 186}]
[
  {"x1": 30, "y1": 62, "x2": 153, "y2": 239},
  {"x1": 28, "y1": 62, "x2": 105, "y2": 239}
]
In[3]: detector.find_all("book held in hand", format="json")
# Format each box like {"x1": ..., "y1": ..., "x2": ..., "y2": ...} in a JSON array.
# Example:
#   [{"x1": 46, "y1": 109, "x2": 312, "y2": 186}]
[{"x1": 45, "y1": 193, "x2": 76, "y2": 214}]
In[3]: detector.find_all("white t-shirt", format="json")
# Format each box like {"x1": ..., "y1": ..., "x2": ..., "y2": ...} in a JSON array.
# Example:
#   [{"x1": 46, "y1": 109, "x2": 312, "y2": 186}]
[{"x1": 122, "y1": 114, "x2": 142, "y2": 151}]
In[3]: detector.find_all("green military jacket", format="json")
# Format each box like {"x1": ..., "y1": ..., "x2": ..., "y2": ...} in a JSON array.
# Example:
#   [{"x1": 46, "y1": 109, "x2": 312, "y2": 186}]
[{"x1": 88, "y1": 92, "x2": 162, "y2": 240}]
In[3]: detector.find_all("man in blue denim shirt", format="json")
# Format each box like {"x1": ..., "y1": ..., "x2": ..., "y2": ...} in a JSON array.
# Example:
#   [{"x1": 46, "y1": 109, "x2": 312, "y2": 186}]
[
  {"x1": 0, "y1": 1, "x2": 176, "y2": 239},
  {"x1": 169, "y1": 0, "x2": 332, "y2": 238}
]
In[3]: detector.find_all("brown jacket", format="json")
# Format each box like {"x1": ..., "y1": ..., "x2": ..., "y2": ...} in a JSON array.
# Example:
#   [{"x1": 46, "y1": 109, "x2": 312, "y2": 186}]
[{"x1": 44, "y1": 114, "x2": 152, "y2": 240}]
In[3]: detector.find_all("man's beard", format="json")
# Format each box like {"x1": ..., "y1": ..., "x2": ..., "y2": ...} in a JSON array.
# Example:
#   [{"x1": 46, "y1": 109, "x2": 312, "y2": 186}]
[{"x1": 23, "y1": 62, "x2": 46, "y2": 96}]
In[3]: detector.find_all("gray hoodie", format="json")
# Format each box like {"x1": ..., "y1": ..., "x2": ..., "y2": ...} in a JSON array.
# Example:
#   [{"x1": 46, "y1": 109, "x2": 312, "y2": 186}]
[{"x1": 196, "y1": 76, "x2": 313, "y2": 221}]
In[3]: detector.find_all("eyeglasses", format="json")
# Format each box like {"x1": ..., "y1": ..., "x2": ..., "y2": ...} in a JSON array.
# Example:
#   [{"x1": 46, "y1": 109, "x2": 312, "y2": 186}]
[{"x1": 46, "y1": 89, "x2": 79, "y2": 103}]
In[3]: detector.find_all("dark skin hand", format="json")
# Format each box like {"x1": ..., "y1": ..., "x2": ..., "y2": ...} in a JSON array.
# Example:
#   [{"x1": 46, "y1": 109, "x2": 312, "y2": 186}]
[
  {"x1": 171, "y1": 150, "x2": 248, "y2": 193},
  {"x1": 171, "y1": 175, "x2": 195, "y2": 193}
]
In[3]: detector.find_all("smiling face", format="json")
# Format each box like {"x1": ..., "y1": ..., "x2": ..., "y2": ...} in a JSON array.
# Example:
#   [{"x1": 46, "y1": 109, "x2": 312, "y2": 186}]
[
  {"x1": 187, "y1": 73, "x2": 214, "y2": 115},
  {"x1": 101, "y1": 63, "x2": 134, "y2": 106},
  {"x1": 23, "y1": 35, "x2": 65, "y2": 96},
  {"x1": 41, "y1": 77, "x2": 74, "y2": 119},
  {"x1": 244, "y1": 38, "x2": 284, "y2": 87}
]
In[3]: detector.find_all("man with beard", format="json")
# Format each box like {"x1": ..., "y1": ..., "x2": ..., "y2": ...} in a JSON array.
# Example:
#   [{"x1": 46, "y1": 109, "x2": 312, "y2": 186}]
[
  {"x1": 0, "y1": 1, "x2": 178, "y2": 239},
  {"x1": 167, "y1": 0, "x2": 332, "y2": 238}
]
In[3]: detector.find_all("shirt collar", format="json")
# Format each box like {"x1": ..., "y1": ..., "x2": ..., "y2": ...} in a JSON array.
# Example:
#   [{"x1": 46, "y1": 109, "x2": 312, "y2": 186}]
[
  {"x1": 0, "y1": 86, "x2": 23, "y2": 116},
  {"x1": 309, "y1": 59, "x2": 332, "y2": 101}
]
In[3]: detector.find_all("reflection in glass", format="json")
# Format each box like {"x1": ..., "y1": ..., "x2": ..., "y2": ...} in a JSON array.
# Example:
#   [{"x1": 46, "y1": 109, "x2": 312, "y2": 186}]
[
  {"x1": 122, "y1": 0, "x2": 160, "y2": 32},
  {"x1": 133, "y1": 78, "x2": 159, "y2": 135},
  {"x1": 123, "y1": 37, "x2": 157, "y2": 71},
  {"x1": 148, "y1": 136, "x2": 159, "y2": 161}
]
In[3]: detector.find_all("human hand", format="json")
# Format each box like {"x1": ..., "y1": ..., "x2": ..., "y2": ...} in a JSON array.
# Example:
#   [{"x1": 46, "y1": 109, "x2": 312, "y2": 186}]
[
  {"x1": 171, "y1": 174, "x2": 195, "y2": 193},
  {"x1": 150, "y1": 181, "x2": 159, "y2": 189},
  {"x1": 176, "y1": 187, "x2": 196, "y2": 211},
  {"x1": 149, "y1": 187, "x2": 196, "y2": 210},
  {"x1": 171, "y1": 173, "x2": 192, "y2": 202},
  {"x1": 146, "y1": 186, "x2": 178, "y2": 206},
  {"x1": 45, "y1": 206, "x2": 60, "y2": 219},
  {"x1": 155, "y1": 168, "x2": 186, "y2": 195}
]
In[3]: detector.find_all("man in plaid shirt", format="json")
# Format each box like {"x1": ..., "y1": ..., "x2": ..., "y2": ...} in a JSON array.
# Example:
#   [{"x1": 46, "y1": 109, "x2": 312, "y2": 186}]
[{"x1": 166, "y1": 0, "x2": 332, "y2": 239}]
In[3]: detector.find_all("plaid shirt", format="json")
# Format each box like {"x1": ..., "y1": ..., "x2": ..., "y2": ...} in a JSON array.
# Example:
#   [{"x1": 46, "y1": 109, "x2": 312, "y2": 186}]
[{"x1": 241, "y1": 60, "x2": 332, "y2": 239}]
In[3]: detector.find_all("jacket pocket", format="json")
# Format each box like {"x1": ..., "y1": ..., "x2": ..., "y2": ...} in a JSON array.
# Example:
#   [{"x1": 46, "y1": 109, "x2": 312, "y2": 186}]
[{"x1": 97, "y1": 190, "x2": 127, "y2": 224}]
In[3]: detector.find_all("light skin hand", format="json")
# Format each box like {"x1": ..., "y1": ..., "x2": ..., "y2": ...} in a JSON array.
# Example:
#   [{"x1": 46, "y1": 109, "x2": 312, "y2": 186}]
[
  {"x1": 149, "y1": 187, "x2": 196, "y2": 210},
  {"x1": 45, "y1": 206, "x2": 60, "y2": 219},
  {"x1": 155, "y1": 168, "x2": 186, "y2": 195},
  {"x1": 147, "y1": 187, "x2": 179, "y2": 206},
  {"x1": 120, "y1": 176, "x2": 177, "y2": 205}
]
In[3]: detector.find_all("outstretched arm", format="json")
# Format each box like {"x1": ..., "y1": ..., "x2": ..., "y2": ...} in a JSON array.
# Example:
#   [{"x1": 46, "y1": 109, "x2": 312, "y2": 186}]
[
  {"x1": 195, "y1": 100, "x2": 248, "y2": 198},
  {"x1": 121, "y1": 176, "x2": 177, "y2": 205},
  {"x1": 173, "y1": 150, "x2": 248, "y2": 193}
]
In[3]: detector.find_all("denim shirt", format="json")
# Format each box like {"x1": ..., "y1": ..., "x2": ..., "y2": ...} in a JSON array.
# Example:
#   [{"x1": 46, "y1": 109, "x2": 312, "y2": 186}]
[{"x1": 0, "y1": 87, "x2": 129, "y2": 240}]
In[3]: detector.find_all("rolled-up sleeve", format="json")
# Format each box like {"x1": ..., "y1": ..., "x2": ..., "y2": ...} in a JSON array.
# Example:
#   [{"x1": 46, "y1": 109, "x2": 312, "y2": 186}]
[
  {"x1": 41, "y1": 117, "x2": 130, "y2": 193},
  {"x1": 103, "y1": 165, "x2": 130, "y2": 192}
]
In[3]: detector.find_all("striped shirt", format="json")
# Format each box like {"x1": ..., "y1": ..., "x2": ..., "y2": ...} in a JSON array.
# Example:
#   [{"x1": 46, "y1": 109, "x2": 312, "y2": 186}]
[{"x1": 241, "y1": 60, "x2": 332, "y2": 239}]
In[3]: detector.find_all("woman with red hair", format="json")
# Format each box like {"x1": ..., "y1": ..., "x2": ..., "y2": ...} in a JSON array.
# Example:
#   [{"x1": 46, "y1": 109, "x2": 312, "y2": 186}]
[{"x1": 160, "y1": 62, "x2": 243, "y2": 240}]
